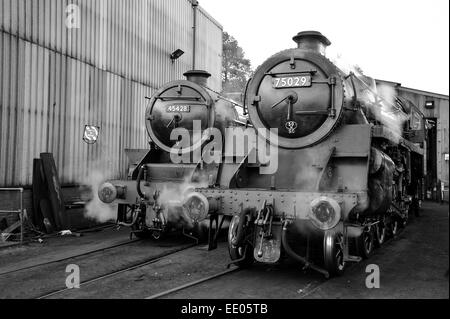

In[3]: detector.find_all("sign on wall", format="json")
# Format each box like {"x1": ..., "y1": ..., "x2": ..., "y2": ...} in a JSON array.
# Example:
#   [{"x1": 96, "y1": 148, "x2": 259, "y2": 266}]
[{"x1": 83, "y1": 125, "x2": 100, "y2": 144}]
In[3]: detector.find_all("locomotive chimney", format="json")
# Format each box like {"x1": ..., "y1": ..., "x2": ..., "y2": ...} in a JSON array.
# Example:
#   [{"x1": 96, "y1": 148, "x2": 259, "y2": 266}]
[
  {"x1": 293, "y1": 31, "x2": 331, "y2": 55},
  {"x1": 184, "y1": 70, "x2": 211, "y2": 87}
]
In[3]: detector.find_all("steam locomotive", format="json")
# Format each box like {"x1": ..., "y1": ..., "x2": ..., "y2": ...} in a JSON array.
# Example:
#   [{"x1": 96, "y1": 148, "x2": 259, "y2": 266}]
[
  {"x1": 98, "y1": 70, "x2": 244, "y2": 242},
  {"x1": 98, "y1": 31, "x2": 425, "y2": 277}
]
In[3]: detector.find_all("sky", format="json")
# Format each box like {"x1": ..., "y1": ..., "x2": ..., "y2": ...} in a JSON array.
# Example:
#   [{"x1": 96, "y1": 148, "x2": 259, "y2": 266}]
[{"x1": 200, "y1": 0, "x2": 449, "y2": 95}]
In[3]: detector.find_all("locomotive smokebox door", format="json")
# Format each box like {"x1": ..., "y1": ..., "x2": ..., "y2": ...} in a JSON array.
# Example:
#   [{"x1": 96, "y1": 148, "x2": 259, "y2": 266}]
[
  {"x1": 145, "y1": 76, "x2": 215, "y2": 154},
  {"x1": 245, "y1": 31, "x2": 345, "y2": 149}
]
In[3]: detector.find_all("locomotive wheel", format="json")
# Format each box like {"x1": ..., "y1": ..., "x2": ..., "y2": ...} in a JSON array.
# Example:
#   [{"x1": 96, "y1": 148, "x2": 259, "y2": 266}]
[
  {"x1": 228, "y1": 213, "x2": 253, "y2": 268},
  {"x1": 374, "y1": 219, "x2": 386, "y2": 247},
  {"x1": 323, "y1": 231, "x2": 346, "y2": 276},
  {"x1": 356, "y1": 226, "x2": 374, "y2": 259}
]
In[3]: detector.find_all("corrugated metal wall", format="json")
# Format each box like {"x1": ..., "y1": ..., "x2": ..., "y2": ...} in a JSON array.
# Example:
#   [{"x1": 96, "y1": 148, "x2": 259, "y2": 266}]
[
  {"x1": 398, "y1": 89, "x2": 449, "y2": 190},
  {"x1": 0, "y1": 0, "x2": 223, "y2": 187}
]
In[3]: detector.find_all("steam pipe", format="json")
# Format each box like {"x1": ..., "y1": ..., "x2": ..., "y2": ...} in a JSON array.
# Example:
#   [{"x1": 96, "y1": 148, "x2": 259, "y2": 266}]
[
  {"x1": 117, "y1": 210, "x2": 140, "y2": 227},
  {"x1": 136, "y1": 166, "x2": 149, "y2": 200},
  {"x1": 281, "y1": 221, "x2": 330, "y2": 278},
  {"x1": 243, "y1": 79, "x2": 251, "y2": 115}
]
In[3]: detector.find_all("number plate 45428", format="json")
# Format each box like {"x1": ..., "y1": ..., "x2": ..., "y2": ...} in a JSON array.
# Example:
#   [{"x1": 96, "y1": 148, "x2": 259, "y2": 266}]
[{"x1": 167, "y1": 105, "x2": 191, "y2": 112}]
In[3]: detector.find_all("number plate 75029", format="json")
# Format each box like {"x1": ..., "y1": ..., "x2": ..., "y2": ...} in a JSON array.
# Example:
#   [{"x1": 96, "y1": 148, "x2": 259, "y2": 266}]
[{"x1": 272, "y1": 75, "x2": 312, "y2": 88}]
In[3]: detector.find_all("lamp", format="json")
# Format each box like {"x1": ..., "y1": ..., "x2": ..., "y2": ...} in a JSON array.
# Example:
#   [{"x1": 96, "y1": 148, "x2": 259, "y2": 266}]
[
  {"x1": 425, "y1": 101, "x2": 435, "y2": 109},
  {"x1": 170, "y1": 49, "x2": 185, "y2": 63}
]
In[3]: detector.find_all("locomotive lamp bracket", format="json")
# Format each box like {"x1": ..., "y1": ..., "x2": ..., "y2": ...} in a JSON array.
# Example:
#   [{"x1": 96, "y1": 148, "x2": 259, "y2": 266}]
[
  {"x1": 252, "y1": 95, "x2": 261, "y2": 105},
  {"x1": 290, "y1": 55, "x2": 296, "y2": 69}
]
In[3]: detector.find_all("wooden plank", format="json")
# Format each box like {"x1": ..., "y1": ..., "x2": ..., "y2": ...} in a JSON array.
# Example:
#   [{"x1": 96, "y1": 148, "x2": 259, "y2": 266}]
[
  {"x1": 40, "y1": 198, "x2": 55, "y2": 234},
  {"x1": 40, "y1": 153, "x2": 69, "y2": 230},
  {"x1": 32, "y1": 158, "x2": 51, "y2": 231},
  {"x1": 1, "y1": 220, "x2": 21, "y2": 242}
]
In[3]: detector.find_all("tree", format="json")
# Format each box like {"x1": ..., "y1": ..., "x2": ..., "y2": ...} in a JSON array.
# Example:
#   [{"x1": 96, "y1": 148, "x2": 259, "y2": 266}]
[{"x1": 222, "y1": 32, "x2": 253, "y2": 96}]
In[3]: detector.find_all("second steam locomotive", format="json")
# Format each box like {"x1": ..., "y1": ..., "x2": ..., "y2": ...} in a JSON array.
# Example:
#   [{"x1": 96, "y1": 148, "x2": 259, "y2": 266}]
[{"x1": 97, "y1": 31, "x2": 425, "y2": 277}]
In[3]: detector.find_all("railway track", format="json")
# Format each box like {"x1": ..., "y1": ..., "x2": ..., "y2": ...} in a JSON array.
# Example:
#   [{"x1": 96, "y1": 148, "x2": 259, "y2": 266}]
[
  {"x1": 146, "y1": 228, "x2": 407, "y2": 299},
  {"x1": 26, "y1": 223, "x2": 408, "y2": 299},
  {"x1": 0, "y1": 238, "x2": 142, "y2": 276},
  {"x1": 36, "y1": 243, "x2": 197, "y2": 299},
  {"x1": 146, "y1": 266, "x2": 241, "y2": 299}
]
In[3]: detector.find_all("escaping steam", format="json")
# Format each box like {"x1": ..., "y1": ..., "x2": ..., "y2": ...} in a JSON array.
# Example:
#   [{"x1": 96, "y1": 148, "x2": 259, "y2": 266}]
[
  {"x1": 330, "y1": 52, "x2": 408, "y2": 138},
  {"x1": 294, "y1": 150, "x2": 320, "y2": 189},
  {"x1": 157, "y1": 173, "x2": 230, "y2": 233},
  {"x1": 65, "y1": 153, "x2": 118, "y2": 224},
  {"x1": 82, "y1": 170, "x2": 117, "y2": 223},
  {"x1": 157, "y1": 175, "x2": 210, "y2": 230},
  {"x1": 375, "y1": 83, "x2": 409, "y2": 137}
]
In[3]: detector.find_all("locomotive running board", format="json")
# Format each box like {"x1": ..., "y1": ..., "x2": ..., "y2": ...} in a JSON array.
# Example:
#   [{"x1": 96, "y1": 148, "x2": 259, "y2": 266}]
[{"x1": 372, "y1": 125, "x2": 424, "y2": 155}]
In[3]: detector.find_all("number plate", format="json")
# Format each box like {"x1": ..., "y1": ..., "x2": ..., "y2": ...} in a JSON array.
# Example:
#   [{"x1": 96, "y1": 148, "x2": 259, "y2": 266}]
[
  {"x1": 273, "y1": 75, "x2": 312, "y2": 89},
  {"x1": 166, "y1": 105, "x2": 191, "y2": 113}
]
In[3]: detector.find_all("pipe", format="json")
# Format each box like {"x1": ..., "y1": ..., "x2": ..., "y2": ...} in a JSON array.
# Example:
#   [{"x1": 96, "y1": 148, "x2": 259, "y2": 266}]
[
  {"x1": 136, "y1": 166, "x2": 149, "y2": 200},
  {"x1": 117, "y1": 210, "x2": 140, "y2": 228},
  {"x1": 0, "y1": 188, "x2": 24, "y2": 192},
  {"x1": 192, "y1": 0, "x2": 199, "y2": 69},
  {"x1": 281, "y1": 221, "x2": 330, "y2": 278},
  {"x1": 281, "y1": 222, "x2": 309, "y2": 265}
]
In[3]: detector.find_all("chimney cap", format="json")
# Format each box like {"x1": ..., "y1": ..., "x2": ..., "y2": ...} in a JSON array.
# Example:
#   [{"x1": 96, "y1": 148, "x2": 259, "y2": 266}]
[
  {"x1": 183, "y1": 70, "x2": 211, "y2": 78},
  {"x1": 293, "y1": 31, "x2": 331, "y2": 46}
]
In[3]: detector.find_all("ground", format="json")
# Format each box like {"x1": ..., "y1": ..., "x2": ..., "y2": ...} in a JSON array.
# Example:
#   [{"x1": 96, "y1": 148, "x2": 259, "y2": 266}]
[{"x1": 0, "y1": 201, "x2": 448, "y2": 299}]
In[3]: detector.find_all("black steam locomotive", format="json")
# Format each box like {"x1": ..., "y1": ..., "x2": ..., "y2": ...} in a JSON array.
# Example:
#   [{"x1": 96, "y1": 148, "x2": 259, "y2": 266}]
[{"x1": 98, "y1": 31, "x2": 425, "y2": 277}]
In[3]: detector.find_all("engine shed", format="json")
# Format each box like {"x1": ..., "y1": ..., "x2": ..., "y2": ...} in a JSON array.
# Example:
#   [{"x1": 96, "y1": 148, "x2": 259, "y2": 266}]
[{"x1": 0, "y1": 0, "x2": 223, "y2": 230}]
